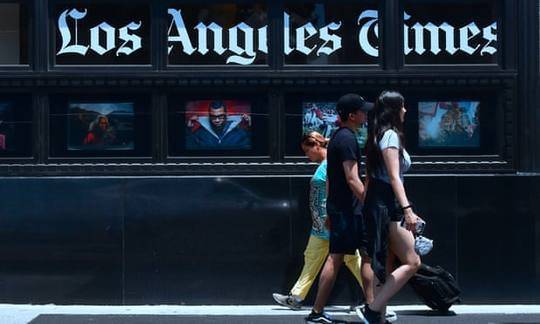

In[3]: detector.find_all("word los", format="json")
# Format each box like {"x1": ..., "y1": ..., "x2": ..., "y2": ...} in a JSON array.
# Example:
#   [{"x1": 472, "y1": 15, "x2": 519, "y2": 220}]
[{"x1": 57, "y1": 9, "x2": 142, "y2": 56}]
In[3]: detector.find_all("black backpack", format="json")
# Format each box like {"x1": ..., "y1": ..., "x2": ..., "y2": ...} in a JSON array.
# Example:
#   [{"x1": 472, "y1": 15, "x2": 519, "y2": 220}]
[{"x1": 408, "y1": 263, "x2": 462, "y2": 312}]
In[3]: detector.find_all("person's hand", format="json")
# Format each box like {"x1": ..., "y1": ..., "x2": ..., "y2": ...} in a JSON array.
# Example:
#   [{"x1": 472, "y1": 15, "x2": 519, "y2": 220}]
[
  {"x1": 403, "y1": 208, "x2": 420, "y2": 233},
  {"x1": 187, "y1": 115, "x2": 199, "y2": 128},
  {"x1": 241, "y1": 114, "x2": 251, "y2": 126}
]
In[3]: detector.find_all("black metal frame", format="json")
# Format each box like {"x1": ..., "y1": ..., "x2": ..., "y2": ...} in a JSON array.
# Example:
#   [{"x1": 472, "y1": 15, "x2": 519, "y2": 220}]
[{"x1": 0, "y1": 0, "x2": 536, "y2": 176}]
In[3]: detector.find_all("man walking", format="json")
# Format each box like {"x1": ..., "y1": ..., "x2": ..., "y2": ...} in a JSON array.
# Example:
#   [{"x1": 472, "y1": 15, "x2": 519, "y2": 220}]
[{"x1": 305, "y1": 94, "x2": 376, "y2": 323}]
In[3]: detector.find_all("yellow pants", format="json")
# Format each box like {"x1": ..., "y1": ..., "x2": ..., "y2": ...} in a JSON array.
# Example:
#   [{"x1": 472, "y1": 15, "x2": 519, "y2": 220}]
[{"x1": 289, "y1": 235, "x2": 363, "y2": 300}]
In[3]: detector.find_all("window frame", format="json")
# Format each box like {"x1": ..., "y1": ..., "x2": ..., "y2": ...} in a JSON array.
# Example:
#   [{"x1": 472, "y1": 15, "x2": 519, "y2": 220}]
[{"x1": 0, "y1": 0, "x2": 33, "y2": 71}]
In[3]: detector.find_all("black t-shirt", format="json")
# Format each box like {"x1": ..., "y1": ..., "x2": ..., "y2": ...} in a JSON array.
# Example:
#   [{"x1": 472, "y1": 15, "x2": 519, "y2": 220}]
[{"x1": 327, "y1": 127, "x2": 363, "y2": 215}]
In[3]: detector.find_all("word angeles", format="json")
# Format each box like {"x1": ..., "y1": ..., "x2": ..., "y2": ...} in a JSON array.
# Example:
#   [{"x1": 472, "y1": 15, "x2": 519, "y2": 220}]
[
  {"x1": 167, "y1": 9, "x2": 267, "y2": 65},
  {"x1": 57, "y1": 8, "x2": 498, "y2": 64}
]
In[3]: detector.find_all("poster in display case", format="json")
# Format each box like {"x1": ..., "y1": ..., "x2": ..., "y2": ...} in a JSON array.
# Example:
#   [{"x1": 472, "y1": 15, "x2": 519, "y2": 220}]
[
  {"x1": 184, "y1": 100, "x2": 252, "y2": 151},
  {"x1": 168, "y1": 95, "x2": 269, "y2": 157},
  {"x1": 67, "y1": 102, "x2": 135, "y2": 151},
  {"x1": 418, "y1": 101, "x2": 480, "y2": 148},
  {"x1": 50, "y1": 95, "x2": 151, "y2": 157}
]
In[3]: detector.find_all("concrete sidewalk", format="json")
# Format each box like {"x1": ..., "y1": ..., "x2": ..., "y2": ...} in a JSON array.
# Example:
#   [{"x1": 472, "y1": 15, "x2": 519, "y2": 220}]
[{"x1": 0, "y1": 304, "x2": 538, "y2": 324}]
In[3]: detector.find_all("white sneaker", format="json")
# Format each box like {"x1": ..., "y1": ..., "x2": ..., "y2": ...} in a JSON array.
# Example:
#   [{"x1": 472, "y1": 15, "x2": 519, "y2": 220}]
[
  {"x1": 272, "y1": 293, "x2": 302, "y2": 310},
  {"x1": 355, "y1": 305, "x2": 398, "y2": 323},
  {"x1": 385, "y1": 310, "x2": 397, "y2": 322}
]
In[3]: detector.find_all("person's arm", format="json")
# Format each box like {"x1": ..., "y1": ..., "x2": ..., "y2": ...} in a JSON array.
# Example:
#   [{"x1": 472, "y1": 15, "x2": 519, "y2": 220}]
[
  {"x1": 343, "y1": 160, "x2": 366, "y2": 203},
  {"x1": 363, "y1": 163, "x2": 370, "y2": 195},
  {"x1": 324, "y1": 167, "x2": 331, "y2": 230},
  {"x1": 381, "y1": 147, "x2": 419, "y2": 232},
  {"x1": 83, "y1": 132, "x2": 94, "y2": 145},
  {"x1": 187, "y1": 115, "x2": 199, "y2": 128}
]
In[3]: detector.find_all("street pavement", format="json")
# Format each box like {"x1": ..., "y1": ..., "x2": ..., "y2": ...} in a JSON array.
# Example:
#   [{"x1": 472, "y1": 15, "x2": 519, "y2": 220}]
[
  {"x1": 0, "y1": 304, "x2": 538, "y2": 324},
  {"x1": 27, "y1": 313, "x2": 540, "y2": 324}
]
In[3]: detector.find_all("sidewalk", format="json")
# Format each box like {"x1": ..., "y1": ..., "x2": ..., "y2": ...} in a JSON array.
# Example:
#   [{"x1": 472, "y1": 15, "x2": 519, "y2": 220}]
[{"x1": 0, "y1": 304, "x2": 538, "y2": 324}]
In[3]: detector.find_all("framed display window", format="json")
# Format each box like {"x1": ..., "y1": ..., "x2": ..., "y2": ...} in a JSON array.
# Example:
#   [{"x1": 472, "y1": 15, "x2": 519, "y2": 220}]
[
  {"x1": 284, "y1": 88, "x2": 503, "y2": 160},
  {"x1": 402, "y1": 90, "x2": 499, "y2": 156},
  {"x1": 49, "y1": 94, "x2": 152, "y2": 157},
  {"x1": 167, "y1": 3, "x2": 268, "y2": 66},
  {"x1": 284, "y1": 1, "x2": 380, "y2": 65},
  {"x1": 402, "y1": 0, "x2": 500, "y2": 65},
  {"x1": 52, "y1": 3, "x2": 151, "y2": 65},
  {"x1": 0, "y1": 94, "x2": 32, "y2": 157},
  {"x1": 284, "y1": 91, "x2": 376, "y2": 157},
  {"x1": 0, "y1": 2, "x2": 29, "y2": 65},
  {"x1": 168, "y1": 93, "x2": 269, "y2": 157}
]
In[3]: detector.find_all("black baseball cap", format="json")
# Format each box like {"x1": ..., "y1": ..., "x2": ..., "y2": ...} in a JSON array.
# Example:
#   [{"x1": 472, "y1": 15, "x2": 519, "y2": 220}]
[{"x1": 336, "y1": 94, "x2": 374, "y2": 118}]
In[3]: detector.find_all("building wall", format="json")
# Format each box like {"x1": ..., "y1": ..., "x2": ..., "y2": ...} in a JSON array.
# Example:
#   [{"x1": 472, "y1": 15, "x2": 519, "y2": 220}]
[
  {"x1": 0, "y1": 0, "x2": 538, "y2": 305},
  {"x1": 0, "y1": 175, "x2": 537, "y2": 305}
]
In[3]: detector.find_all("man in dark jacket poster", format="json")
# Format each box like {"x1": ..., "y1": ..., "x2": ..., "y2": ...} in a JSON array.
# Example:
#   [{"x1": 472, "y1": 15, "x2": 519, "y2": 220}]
[{"x1": 186, "y1": 101, "x2": 251, "y2": 150}]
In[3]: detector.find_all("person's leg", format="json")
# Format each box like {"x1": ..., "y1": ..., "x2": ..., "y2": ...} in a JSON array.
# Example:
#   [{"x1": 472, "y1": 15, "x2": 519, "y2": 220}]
[
  {"x1": 312, "y1": 253, "x2": 344, "y2": 313},
  {"x1": 290, "y1": 236, "x2": 329, "y2": 300},
  {"x1": 369, "y1": 222, "x2": 421, "y2": 312},
  {"x1": 371, "y1": 251, "x2": 397, "y2": 319},
  {"x1": 357, "y1": 211, "x2": 375, "y2": 305},
  {"x1": 344, "y1": 251, "x2": 374, "y2": 304},
  {"x1": 360, "y1": 254, "x2": 375, "y2": 305}
]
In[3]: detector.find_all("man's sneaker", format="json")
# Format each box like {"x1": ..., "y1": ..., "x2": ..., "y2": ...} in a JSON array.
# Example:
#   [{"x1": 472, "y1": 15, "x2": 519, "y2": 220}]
[
  {"x1": 353, "y1": 305, "x2": 397, "y2": 323},
  {"x1": 385, "y1": 310, "x2": 397, "y2": 323},
  {"x1": 272, "y1": 293, "x2": 302, "y2": 310},
  {"x1": 355, "y1": 304, "x2": 382, "y2": 324},
  {"x1": 305, "y1": 310, "x2": 334, "y2": 324}
]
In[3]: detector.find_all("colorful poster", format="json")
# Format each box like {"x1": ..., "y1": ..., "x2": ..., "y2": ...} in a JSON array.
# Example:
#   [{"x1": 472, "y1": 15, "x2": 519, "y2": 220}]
[
  {"x1": 68, "y1": 102, "x2": 135, "y2": 151},
  {"x1": 185, "y1": 100, "x2": 252, "y2": 150},
  {"x1": 419, "y1": 101, "x2": 480, "y2": 148}
]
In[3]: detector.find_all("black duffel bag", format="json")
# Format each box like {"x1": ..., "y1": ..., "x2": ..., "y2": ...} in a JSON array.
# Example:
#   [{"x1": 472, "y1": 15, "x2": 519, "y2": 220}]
[{"x1": 408, "y1": 263, "x2": 461, "y2": 312}]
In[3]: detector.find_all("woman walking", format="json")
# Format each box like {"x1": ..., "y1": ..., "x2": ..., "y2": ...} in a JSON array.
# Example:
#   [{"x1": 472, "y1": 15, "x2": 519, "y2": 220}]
[
  {"x1": 272, "y1": 131, "x2": 367, "y2": 311},
  {"x1": 358, "y1": 91, "x2": 422, "y2": 323}
]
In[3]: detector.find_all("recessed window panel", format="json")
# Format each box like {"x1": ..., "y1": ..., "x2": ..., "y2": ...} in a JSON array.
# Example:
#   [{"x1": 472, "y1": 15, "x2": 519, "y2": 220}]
[
  {"x1": 168, "y1": 95, "x2": 269, "y2": 157},
  {"x1": 0, "y1": 95, "x2": 32, "y2": 157},
  {"x1": 404, "y1": 92, "x2": 498, "y2": 155},
  {"x1": 50, "y1": 95, "x2": 151, "y2": 157},
  {"x1": 0, "y1": 3, "x2": 29, "y2": 65}
]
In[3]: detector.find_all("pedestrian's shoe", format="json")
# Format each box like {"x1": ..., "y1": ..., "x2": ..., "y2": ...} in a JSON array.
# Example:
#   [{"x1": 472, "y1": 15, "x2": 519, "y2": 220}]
[
  {"x1": 354, "y1": 305, "x2": 397, "y2": 323},
  {"x1": 384, "y1": 310, "x2": 397, "y2": 323},
  {"x1": 305, "y1": 310, "x2": 334, "y2": 324},
  {"x1": 355, "y1": 304, "x2": 382, "y2": 324},
  {"x1": 272, "y1": 293, "x2": 302, "y2": 310}
]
